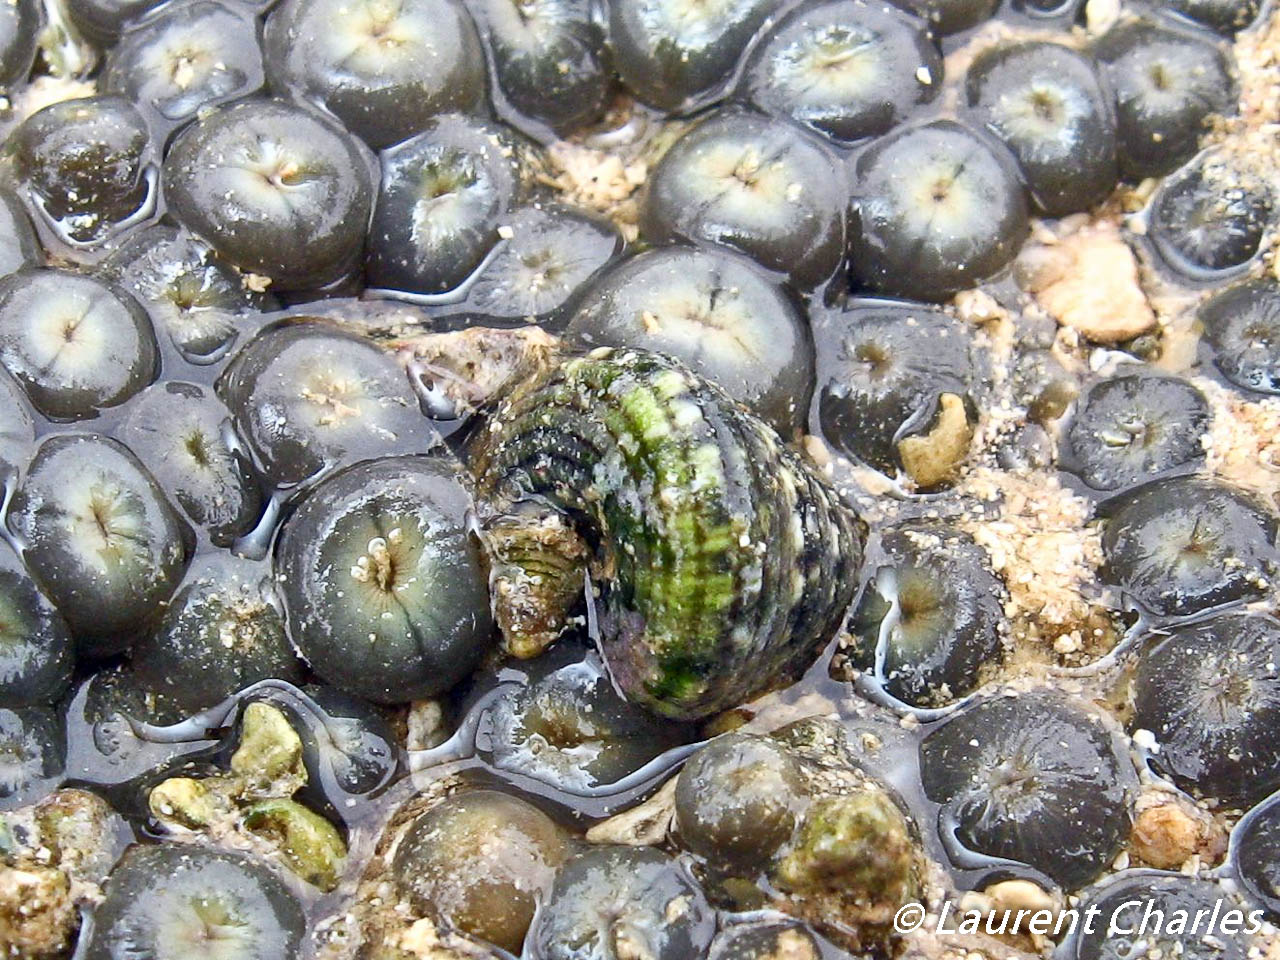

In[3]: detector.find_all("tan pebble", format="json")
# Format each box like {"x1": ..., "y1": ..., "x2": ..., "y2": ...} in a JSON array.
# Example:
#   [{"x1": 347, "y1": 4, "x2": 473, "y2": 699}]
[
  {"x1": 954, "y1": 289, "x2": 1006, "y2": 326},
  {"x1": 983, "y1": 879, "x2": 1059, "y2": 915},
  {"x1": 1130, "y1": 799, "x2": 1203, "y2": 870},
  {"x1": 584, "y1": 776, "x2": 677, "y2": 846},
  {"x1": 614, "y1": 927, "x2": 647, "y2": 960},
  {"x1": 771, "y1": 928, "x2": 822, "y2": 960},
  {"x1": 1014, "y1": 243, "x2": 1071, "y2": 293},
  {"x1": 1033, "y1": 225, "x2": 1156, "y2": 344},
  {"x1": 397, "y1": 916, "x2": 473, "y2": 958},
  {"x1": 898, "y1": 393, "x2": 974, "y2": 490},
  {"x1": 1053, "y1": 634, "x2": 1081, "y2": 655}
]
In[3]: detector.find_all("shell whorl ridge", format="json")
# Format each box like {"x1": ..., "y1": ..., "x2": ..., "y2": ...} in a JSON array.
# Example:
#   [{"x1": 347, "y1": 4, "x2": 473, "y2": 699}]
[{"x1": 470, "y1": 348, "x2": 867, "y2": 720}]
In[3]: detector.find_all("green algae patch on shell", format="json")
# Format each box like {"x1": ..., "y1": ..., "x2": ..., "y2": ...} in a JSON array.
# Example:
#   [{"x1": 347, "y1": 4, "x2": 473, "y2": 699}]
[{"x1": 470, "y1": 348, "x2": 867, "y2": 720}]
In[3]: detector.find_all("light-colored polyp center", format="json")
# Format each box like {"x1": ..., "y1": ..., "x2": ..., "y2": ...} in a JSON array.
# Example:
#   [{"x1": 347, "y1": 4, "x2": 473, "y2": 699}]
[{"x1": 350, "y1": 528, "x2": 404, "y2": 592}]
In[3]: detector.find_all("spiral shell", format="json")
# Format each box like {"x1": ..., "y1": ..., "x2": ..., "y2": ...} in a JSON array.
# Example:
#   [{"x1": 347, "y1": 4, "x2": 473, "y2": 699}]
[{"x1": 470, "y1": 348, "x2": 866, "y2": 720}]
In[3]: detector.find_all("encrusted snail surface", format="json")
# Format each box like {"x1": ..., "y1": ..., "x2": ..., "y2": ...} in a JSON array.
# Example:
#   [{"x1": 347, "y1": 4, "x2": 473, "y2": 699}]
[{"x1": 469, "y1": 348, "x2": 866, "y2": 720}]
